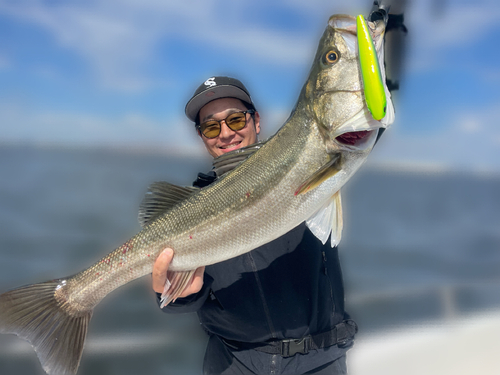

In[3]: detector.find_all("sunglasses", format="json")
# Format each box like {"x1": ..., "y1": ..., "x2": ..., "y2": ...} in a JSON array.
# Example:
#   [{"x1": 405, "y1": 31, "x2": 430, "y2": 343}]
[{"x1": 198, "y1": 110, "x2": 255, "y2": 139}]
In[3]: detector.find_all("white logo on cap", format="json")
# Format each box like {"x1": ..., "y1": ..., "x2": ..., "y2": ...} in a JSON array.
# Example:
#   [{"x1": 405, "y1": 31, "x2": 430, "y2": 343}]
[{"x1": 204, "y1": 77, "x2": 216, "y2": 88}]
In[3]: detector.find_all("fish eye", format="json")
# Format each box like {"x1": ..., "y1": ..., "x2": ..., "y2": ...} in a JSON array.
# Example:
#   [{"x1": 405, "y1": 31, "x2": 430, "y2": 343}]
[{"x1": 324, "y1": 50, "x2": 340, "y2": 64}]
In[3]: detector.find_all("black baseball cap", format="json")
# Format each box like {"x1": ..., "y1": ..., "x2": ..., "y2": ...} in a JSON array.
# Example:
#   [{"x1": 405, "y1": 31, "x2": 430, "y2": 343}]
[{"x1": 185, "y1": 76, "x2": 255, "y2": 122}]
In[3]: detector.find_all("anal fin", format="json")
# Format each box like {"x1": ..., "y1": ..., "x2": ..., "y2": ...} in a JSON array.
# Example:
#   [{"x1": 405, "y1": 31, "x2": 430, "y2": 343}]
[{"x1": 160, "y1": 270, "x2": 197, "y2": 308}]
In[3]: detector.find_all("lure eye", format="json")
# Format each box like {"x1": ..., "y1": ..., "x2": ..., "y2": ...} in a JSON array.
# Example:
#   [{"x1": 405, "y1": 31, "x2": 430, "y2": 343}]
[{"x1": 324, "y1": 50, "x2": 339, "y2": 64}]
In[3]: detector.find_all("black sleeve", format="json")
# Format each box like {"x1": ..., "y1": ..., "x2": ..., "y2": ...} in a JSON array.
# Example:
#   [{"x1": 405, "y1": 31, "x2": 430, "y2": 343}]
[{"x1": 192, "y1": 171, "x2": 217, "y2": 188}]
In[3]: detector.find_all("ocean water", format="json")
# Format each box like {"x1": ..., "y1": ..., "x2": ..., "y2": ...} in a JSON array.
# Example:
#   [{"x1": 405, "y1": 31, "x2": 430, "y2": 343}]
[{"x1": 0, "y1": 145, "x2": 499, "y2": 375}]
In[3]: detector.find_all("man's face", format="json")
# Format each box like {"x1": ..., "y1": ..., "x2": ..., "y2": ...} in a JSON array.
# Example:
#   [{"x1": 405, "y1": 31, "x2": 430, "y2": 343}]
[{"x1": 198, "y1": 97, "x2": 260, "y2": 158}]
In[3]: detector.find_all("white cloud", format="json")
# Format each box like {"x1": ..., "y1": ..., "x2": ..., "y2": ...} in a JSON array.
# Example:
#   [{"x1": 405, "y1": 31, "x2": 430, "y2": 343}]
[
  {"x1": 281, "y1": 0, "x2": 367, "y2": 17},
  {"x1": 2, "y1": 0, "x2": 499, "y2": 90},
  {"x1": 1, "y1": 1, "x2": 169, "y2": 91},
  {"x1": 458, "y1": 118, "x2": 482, "y2": 134},
  {"x1": 2, "y1": 0, "x2": 415, "y2": 92},
  {"x1": 404, "y1": 0, "x2": 500, "y2": 73},
  {"x1": 370, "y1": 101, "x2": 500, "y2": 171},
  {"x1": 0, "y1": 0, "x2": 321, "y2": 91},
  {"x1": 0, "y1": 102, "x2": 204, "y2": 155}
]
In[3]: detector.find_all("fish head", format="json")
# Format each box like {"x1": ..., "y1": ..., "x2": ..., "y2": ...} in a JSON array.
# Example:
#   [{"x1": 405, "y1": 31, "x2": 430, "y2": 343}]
[{"x1": 303, "y1": 14, "x2": 394, "y2": 154}]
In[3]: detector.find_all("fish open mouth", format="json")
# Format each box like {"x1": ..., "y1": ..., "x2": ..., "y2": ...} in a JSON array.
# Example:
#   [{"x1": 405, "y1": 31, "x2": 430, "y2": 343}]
[{"x1": 336, "y1": 130, "x2": 374, "y2": 146}]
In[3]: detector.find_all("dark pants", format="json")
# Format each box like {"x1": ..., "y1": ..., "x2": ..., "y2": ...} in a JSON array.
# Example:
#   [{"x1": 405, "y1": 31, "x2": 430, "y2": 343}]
[
  {"x1": 203, "y1": 335, "x2": 348, "y2": 375},
  {"x1": 304, "y1": 356, "x2": 347, "y2": 374}
]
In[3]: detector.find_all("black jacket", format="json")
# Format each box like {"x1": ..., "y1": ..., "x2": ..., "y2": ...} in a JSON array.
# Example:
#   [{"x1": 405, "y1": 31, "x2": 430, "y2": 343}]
[{"x1": 158, "y1": 172, "x2": 349, "y2": 344}]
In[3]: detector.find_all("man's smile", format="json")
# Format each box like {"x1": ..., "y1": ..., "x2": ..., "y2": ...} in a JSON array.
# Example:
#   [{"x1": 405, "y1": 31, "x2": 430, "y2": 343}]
[{"x1": 219, "y1": 141, "x2": 242, "y2": 151}]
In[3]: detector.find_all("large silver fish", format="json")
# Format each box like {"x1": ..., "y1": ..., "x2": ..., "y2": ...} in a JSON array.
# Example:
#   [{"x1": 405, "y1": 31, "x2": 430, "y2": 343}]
[{"x1": 0, "y1": 14, "x2": 394, "y2": 375}]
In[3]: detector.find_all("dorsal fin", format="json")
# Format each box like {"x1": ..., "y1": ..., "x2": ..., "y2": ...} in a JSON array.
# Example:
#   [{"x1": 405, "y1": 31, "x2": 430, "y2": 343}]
[
  {"x1": 138, "y1": 182, "x2": 199, "y2": 227},
  {"x1": 212, "y1": 140, "x2": 266, "y2": 177},
  {"x1": 139, "y1": 141, "x2": 266, "y2": 227}
]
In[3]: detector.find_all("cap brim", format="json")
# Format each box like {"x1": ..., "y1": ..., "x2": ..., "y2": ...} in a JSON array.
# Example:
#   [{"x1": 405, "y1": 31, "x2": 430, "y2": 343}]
[{"x1": 185, "y1": 85, "x2": 252, "y2": 122}]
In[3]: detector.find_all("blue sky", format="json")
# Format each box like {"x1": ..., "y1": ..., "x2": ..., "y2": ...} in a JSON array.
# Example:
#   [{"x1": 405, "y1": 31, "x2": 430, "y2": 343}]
[{"x1": 1, "y1": 0, "x2": 500, "y2": 171}]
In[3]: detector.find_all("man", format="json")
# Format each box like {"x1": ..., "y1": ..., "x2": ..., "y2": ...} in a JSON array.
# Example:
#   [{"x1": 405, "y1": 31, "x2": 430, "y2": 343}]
[{"x1": 152, "y1": 77, "x2": 356, "y2": 375}]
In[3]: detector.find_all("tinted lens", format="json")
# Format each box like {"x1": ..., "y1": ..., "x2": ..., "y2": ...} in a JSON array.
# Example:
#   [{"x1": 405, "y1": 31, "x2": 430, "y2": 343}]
[
  {"x1": 225, "y1": 112, "x2": 247, "y2": 131},
  {"x1": 200, "y1": 121, "x2": 221, "y2": 138},
  {"x1": 199, "y1": 111, "x2": 249, "y2": 139}
]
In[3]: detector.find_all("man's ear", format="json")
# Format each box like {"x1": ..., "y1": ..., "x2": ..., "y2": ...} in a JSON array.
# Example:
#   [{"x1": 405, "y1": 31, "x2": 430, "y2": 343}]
[{"x1": 253, "y1": 111, "x2": 261, "y2": 135}]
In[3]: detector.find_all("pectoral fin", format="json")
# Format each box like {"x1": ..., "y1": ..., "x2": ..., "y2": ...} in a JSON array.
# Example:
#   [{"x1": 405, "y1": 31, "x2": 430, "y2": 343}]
[
  {"x1": 295, "y1": 153, "x2": 342, "y2": 196},
  {"x1": 306, "y1": 190, "x2": 343, "y2": 247}
]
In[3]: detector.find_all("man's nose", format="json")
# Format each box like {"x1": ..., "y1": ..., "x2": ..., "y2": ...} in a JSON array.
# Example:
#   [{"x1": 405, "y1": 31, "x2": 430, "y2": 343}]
[{"x1": 218, "y1": 121, "x2": 234, "y2": 139}]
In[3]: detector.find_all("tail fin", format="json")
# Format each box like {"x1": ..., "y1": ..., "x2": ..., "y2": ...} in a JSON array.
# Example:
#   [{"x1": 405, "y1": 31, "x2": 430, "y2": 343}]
[{"x1": 0, "y1": 279, "x2": 92, "y2": 375}]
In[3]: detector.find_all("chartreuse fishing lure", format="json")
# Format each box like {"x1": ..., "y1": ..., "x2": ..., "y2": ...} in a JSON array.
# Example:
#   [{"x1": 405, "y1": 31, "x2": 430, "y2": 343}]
[{"x1": 356, "y1": 14, "x2": 386, "y2": 120}]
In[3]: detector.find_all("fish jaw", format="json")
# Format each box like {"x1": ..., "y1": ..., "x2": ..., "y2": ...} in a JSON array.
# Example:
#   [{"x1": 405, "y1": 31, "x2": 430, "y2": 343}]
[{"x1": 331, "y1": 107, "x2": 383, "y2": 151}]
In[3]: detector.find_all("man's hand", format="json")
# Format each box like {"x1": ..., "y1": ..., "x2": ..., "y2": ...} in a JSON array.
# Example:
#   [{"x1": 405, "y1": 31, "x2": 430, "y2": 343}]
[{"x1": 152, "y1": 248, "x2": 205, "y2": 298}]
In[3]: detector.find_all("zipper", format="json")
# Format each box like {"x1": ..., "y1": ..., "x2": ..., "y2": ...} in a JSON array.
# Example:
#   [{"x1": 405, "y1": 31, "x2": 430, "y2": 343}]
[
  {"x1": 247, "y1": 253, "x2": 277, "y2": 338},
  {"x1": 322, "y1": 251, "x2": 336, "y2": 318}
]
